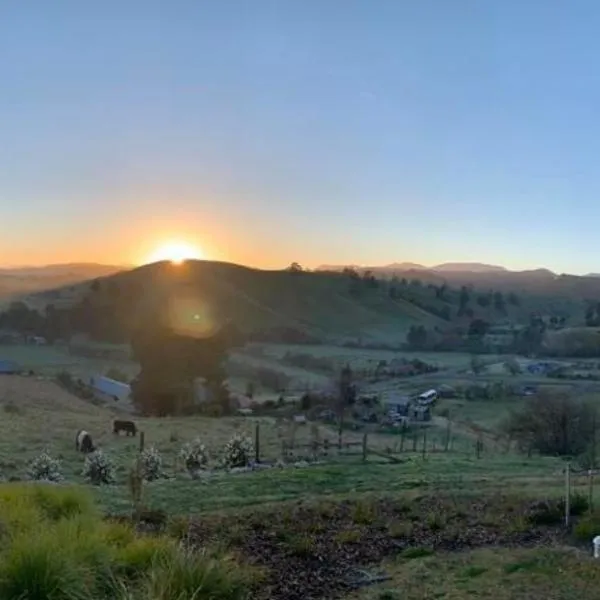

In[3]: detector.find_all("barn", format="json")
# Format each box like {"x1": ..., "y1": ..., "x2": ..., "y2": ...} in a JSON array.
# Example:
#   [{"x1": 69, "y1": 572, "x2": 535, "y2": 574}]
[{"x1": 0, "y1": 359, "x2": 19, "y2": 375}]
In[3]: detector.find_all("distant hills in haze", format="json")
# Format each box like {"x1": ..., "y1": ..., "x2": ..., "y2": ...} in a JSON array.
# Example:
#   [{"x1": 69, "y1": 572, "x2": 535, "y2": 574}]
[
  {"x1": 318, "y1": 262, "x2": 513, "y2": 274},
  {"x1": 0, "y1": 263, "x2": 127, "y2": 301}
]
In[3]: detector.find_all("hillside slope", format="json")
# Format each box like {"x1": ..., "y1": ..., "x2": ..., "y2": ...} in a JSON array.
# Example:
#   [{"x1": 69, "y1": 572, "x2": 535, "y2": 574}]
[{"x1": 28, "y1": 261, "x2": 447, "y2": 343}]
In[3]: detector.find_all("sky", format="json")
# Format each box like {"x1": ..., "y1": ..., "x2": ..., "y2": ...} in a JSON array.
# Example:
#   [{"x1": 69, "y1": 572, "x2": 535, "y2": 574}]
[{"x1": 2, "y1": 1, "x2": 600, "y2": 274}]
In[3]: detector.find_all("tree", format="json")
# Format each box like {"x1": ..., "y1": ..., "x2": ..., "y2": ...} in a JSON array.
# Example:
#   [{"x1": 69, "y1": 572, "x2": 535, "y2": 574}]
[
  {"x1": 131, "y1": 325, "x2": 234, "y2": 416},
  {"x1": 507, "y1": 292, "x2": 520, "y2": 306},
  {"x1": 477, "y1": 294, "x2": 491, "y2": 308},
  {"x1": 493, "y1": 291, "x2": 506, "y2": 314},
  {"x1": 458, "y1": 286, "x2": 470, "y2": 316},
  {"x1": 287, "y1": 262, "x2": 303, "y2": 273},
  {"x1": 470, "y1": 355, "x2": 486, "y2": 375},
  {"x1": 468, "y1": 318, "x2": 490, "y2": 338},
  {"x1": 504, "y1": 392, "x2": 597, "y2": 456},
  {"x1": 503, "y1": 358, "x2": 521, "y2": 376},
  {"x1": 406, "y1": 325, "x2": 428, "y2": 349}
]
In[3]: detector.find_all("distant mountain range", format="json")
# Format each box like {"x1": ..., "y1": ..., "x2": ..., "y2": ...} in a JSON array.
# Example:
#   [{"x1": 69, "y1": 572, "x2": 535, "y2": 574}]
[
  {"x1": 318, "y1": 262, "x2": 522, "y2": 274},
  {"x1": 0, "y1": 263, "x2": 127, "y2": 301}
]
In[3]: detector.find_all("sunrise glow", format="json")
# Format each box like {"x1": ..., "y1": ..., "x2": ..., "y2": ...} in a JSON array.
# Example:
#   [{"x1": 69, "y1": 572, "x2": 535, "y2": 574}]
[{"x1": 145, "y1": 241, "x2": 204, "y2": 265}]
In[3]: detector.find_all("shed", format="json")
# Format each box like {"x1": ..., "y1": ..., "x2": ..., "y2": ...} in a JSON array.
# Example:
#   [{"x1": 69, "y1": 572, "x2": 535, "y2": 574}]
[
  {"x1": 0, "y1": 359, "x2": 18, "y2": 374},
  {"x1": 89, "y1": 375, "x2": 131, "y2": 402}
]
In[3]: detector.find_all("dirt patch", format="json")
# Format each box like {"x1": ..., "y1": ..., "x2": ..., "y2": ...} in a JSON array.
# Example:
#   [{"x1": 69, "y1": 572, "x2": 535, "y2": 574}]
[{"x1": 184, "y1": 495, "x2": 568, "y2": 600}]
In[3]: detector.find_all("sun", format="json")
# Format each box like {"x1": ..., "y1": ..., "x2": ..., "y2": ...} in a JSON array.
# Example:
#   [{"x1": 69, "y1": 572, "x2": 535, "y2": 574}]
[{"x1": 146, "y1": 241, "x2": 204, "y2": 265}]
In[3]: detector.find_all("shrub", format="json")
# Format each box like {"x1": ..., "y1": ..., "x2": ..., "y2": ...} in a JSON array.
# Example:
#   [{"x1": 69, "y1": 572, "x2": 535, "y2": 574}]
[
  {"x1": 139, "y1": 446, "x2": 162, "y2": 482},
  {"x1": 179, "y1": 438, "x2": 209, "y2": 474},
  {"x1": 574, "y1": 512, "x2": 600, "y2": 542},
  {"x1": 27, "y1": 451, "x2": 63, "y2": 482},
  {"x1": 56, "y1": 370, "x2": 73, "y2": 388},
  {"x1": 82, "y1": 450, "x2": 115, "y2": 485},
  {"x1": 223, "y1": 433, "x2": 254, "y2": 468}
]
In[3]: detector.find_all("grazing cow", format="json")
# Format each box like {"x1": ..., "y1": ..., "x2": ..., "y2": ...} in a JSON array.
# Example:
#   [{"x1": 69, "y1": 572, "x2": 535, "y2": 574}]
[
  {"x1": 113, "y1": 419, "x2": 137, "y2": 437},
  {"x1": 75, "y1": 429, "x2": 95, "y2": 453}
]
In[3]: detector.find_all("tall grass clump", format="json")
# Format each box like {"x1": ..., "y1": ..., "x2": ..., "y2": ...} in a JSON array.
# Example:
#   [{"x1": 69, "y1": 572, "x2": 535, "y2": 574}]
[{"x1": 0, "y1": 483, "x2": 255, "y2": 600}]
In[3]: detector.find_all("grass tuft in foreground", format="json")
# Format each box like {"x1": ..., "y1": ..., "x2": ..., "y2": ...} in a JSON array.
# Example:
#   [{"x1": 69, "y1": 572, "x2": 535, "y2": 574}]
[{"x1": 0, "y1": 483, "x2": 256, "y2": 600}]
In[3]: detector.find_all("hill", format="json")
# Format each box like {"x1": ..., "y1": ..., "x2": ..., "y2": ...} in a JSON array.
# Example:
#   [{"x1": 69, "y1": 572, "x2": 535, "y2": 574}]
[
  {"x1": 0, "y1": 263, "x2": 126, "y2": 302},
  {"x1": 8, "y1": 259, "x2": 594, "y2": 347}
]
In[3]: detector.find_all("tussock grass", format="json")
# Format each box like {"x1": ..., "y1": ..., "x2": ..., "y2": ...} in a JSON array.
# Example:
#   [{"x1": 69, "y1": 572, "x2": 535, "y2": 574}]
[{"x1": 0, "y1": 483, "x2": 255, "y2": 600}]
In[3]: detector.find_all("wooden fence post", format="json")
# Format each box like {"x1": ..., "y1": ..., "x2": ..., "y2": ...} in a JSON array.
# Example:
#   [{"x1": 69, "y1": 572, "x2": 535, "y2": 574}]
[
  {"x1": 362, "y1": 433, "x2": 368, "y2": 462},
  {"x1": 565, "y1": 462, "x2": 571, "y2": 528},
  {"x1": 139, "y1": 431, "x2": 145, "y2": 453},
  {"x1": 444, "y1": 421, "x2": 451, "y2": 452},
  {"x1": 255, "y1": 422, "x2": 260, "y2": 463}
]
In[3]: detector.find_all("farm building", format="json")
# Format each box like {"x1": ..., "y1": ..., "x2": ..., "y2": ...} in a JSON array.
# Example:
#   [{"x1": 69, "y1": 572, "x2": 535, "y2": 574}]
[
  {"x1": 384, "y1": 394, "x2": 411, "y2": 416},
  {"x1": 0, "y1": 359, "x2": 19, "y2": 374},
  {"x1": 89, "y1": 375, "x2": 131, "y2": 402}
]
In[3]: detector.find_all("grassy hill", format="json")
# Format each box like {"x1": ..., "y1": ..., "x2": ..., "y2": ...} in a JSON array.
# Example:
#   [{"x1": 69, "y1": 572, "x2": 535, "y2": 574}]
[{"x1": 16, "y1": 259, "x2": 596, "y2": 344}]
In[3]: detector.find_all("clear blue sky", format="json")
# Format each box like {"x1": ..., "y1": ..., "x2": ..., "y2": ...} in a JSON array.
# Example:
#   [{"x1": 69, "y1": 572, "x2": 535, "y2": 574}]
[{"x1": 1, "y1": 0, "x2": 599, "y2": 273}]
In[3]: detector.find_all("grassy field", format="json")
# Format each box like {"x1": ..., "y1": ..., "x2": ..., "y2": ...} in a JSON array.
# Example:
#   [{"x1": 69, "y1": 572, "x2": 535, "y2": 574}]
[{"x1": 2, "y1": 368, "x2": 600, "y2": 599}]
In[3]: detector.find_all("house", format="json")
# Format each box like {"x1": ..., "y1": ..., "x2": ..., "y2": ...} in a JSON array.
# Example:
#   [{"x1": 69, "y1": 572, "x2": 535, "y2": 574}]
[
  {"x1": 89, "y1": 375, "x2": 131, "y2": 402},
  {"x1": 0, "y1": 359, "x2": 19, "y2": 374}
]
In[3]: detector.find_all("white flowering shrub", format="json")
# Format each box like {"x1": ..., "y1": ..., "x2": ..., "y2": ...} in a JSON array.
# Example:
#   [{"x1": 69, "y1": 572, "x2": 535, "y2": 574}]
[
  {"x1": 223, "y1": 433, "x2": 254, "y2": 468},
  {"x1": 82, "y1": 450, "x2": 115, "y2": 485},
  {"x1": 140, "y1": 446, "x2": 162, "y2": 481},
  {"x1": 27, "y1": 451, "x2": 63, "y2": 482},
  {"x1": 179, "y1": 438, "x2": 209, "y2": 474}
]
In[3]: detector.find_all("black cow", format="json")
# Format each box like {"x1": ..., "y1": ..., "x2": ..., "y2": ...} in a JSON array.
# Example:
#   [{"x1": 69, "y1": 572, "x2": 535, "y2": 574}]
[
  {"x1": 113, "y1": 419, "x2": 137, "y2": 437},
  {"x1": 75, "y1": 429, "x2": 95, "y2": 453}
]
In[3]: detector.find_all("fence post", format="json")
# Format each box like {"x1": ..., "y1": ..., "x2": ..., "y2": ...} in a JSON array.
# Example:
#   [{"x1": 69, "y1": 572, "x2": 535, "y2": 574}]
[
  {"x1": 255, "y1": 422, "x2": 260, "y2": 463},
  {"x1": 565, "y1": 462, "x2": 571, "y2": 528},
  {"x1": 444, "y1": 421, "x2": 451, "y2": 452},
  {"x1": 139, "y1": 431, "x2": 145, "y2": 453},
  {"x1": 362, "y1": 433, "x2": 368, "y2": 462},
  {"x1": 589, "y1": 469, "x2": 594, "y2": 511}
]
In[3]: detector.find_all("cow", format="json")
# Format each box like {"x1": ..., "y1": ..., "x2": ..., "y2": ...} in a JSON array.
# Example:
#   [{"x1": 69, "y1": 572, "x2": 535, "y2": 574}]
[
  {"x1": 113, "y1": 419, "x2": 137, "y2": 437},
  {"x1": 75, "y1": 429, "x2": 95, "y2": 453}
]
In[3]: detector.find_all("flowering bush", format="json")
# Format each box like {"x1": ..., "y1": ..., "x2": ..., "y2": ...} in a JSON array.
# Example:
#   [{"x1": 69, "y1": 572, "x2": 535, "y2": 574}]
[
  {"x1": 223, "y1": 433, "x2": 254, "y2": 468},
  {"x1": 139, "y1": 446, "x2": 162, "y2": 481},
  {"x1": 27, "y1": 451, "x2": 63, "y2": 482},
  {"x1": 179, "y1": 438, "x2": 209, "y2": 474},
  {"x1": 82, "y1": 450, "x2": 115, "y2": 485}
]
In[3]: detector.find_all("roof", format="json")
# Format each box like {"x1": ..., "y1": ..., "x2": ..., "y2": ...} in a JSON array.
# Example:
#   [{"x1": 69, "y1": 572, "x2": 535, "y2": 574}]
[{"x1": 0, "y1": 359, "x2": 18, "y2": 373}]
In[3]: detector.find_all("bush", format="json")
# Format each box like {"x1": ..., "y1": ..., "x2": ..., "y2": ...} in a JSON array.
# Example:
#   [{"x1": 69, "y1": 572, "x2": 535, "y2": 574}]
[
  {"x1": 27, "y1": 451, "x2": 63, "y2": 482},
  {"x1": 139, "y1": 446, "x2": 162, "y2": 482},
  {"x1": 82, "y1": 450, "x2": 115, "y2": 485},
  {"x1": 56, "y1": 370, "x2": 73, "y2": 388},
  {"x1": 574, "y1": 512, "x2": 600, "y2": 541},
  {"x1": 179, "y1": 438, "x2": 209, "y2": 474},
  {"x1": 223, "y1": 433, "x2": 254, "y2": 468}
]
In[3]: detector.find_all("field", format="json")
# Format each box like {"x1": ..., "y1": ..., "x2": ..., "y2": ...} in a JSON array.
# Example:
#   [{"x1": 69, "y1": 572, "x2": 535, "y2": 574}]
[{"x1": 3, "y1": 341, "x2": 600, "y2": 598}]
